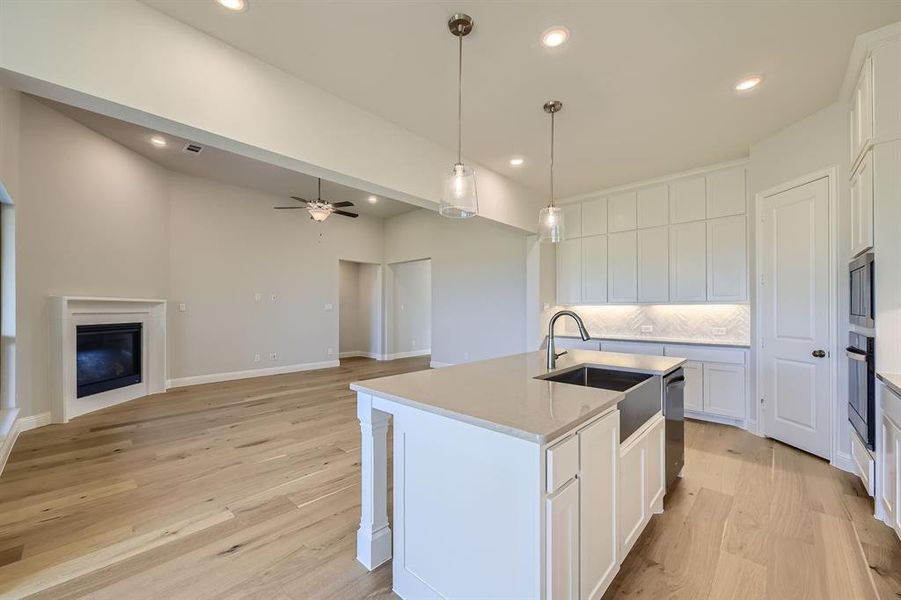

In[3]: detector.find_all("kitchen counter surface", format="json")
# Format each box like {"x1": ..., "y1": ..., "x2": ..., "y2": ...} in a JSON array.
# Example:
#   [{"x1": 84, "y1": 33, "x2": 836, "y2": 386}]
[
  {"x1": 878, "y1": 372, "x2": 901, "y2": 398},
  {"x1": 350, "y1": 349, "x2": 685, "y2": 443},
  {"x1": 555, "y1": 334, "x2": 751, "y2": 348}
]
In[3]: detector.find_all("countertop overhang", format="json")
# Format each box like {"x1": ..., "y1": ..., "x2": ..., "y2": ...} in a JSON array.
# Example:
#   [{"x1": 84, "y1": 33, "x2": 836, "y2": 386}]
[{"x1": 350, "y1": 350, "x2": 686, "y2": 444}]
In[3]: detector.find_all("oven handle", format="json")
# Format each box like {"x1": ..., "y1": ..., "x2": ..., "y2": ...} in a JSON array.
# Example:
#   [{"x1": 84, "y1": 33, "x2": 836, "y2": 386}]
[{"x1": 845, "y1": 348, "x2": 868, "y2": 362}]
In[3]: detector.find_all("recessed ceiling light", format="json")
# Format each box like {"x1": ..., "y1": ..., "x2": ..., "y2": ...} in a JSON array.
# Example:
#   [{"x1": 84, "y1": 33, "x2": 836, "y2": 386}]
[
  {"x1": 149, "y1": 135, "x2": 167, "y2": 148},
  {"x1": 734, "y1": 75, "x2": 763, "y2": 92},
  {"x1": 509, "y1": 157, "x2": 525, "y2": 167},
  {"x1": 216, "y1": 0, "x2": 247, "y2": 12},
  {"x1": 368, "y1": 195, "x2": 378, "y2": 204},
  {"x1": 541, "y1": 27, "x2": 570, "y2": 48}
]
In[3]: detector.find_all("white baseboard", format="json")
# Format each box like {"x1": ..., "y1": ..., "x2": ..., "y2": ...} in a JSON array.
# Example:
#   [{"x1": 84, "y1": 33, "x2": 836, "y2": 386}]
[
  {"x1": 339, "y1": 351, "x2": 386, "y2": 360},
  {"x1": 167, "y1": 360, "x2": 341, "y2": 389},
  {"x1": 386, "y1": 349, "x2": 431, "y2": 360},
  {"x1": 0, "y1": 410, "x2": 51, "y2": 477},
  {"x1": 429, "y1": 361, "x2": 454, "y2": 368},
  {"x1": 684, "y1": 409, "x2": 746, "y2": 429},
  {"x1": 831, "y1": 450, "x2": 855, "y2": 475}
]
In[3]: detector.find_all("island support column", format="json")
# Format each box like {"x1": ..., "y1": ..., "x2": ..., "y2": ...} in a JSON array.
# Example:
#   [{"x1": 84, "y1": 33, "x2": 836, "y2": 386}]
[{"x1": 356, "y1": 392, "x2": 392, "y2": 569}]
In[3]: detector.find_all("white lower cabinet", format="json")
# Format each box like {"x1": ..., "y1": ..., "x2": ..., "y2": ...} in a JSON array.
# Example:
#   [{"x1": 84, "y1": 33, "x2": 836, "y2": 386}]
[
  {"x1": 703, "y1": 363, "x2": 746, "y2": 419},
  {"x1": 578, "y1": 411, "x2": 619, "y2": 600},
  {"x1": 881, "y1": 414, "x2": 900, "y2": 535},
  {"x1": 618, "y1": 415, "x2": 665, "y2": 558},
  {"x1": 665, "y1": 345, "x2": 748, "y2": 424},
  {"x1": 547, "y1": 478, "x2": 580, "y2": 600},
  {"x1": 682, "y1": 361, "x2": 703, "y2": 412}
]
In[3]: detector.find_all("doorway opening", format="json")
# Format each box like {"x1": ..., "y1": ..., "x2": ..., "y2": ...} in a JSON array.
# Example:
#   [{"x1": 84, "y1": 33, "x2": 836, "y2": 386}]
[
  {"x1": 338, "y1": 260, "x2": 383, "y2": 362},
  {"x1": 386, "y1": 259, "x2": 431, "y2": 360}
]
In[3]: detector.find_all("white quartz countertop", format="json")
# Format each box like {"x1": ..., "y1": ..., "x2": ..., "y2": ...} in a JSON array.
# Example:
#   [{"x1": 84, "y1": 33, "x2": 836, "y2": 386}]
[
  {"x1": 878, "y1": 372, "x2": 901, "y2": 398},
  {"x1": 350, "y1": 350, "x2": 686, "y2": 444}
]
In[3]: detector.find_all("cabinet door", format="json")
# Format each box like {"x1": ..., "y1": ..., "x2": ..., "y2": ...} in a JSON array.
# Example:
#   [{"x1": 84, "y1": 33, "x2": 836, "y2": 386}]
[
  {"x1": 582, "y1": 196, "x2": 608, "y2": 237},
  {"x1": 638, "y1": 226, "x2": 669, "y2": 303},
  {"x1": 850, "y1": 150, "x2": 874, "y2": 257},
  {"x1": 582, "y1": 234, "x2": 608, "y2": 304},
  {"x1": 608, "y1": 231, "x2": 638, "y2": 303},
  {"x1": 707, "y1": 215, "x2": 747, "y2": 301},
  {"x1": 645, "y1": 417, "x2": 666, "y2": 515},
  {"x1": 894, "y1": 429, "x2": 901, "y2": 538},
  {"x1": 703, "y1": 363, "x2": 746, "y2": 419},
  {"x1": 579, "y1": 411, "x2": 619, "y2": 600},
  {"x1": 682, "y1": 361, "x2": 704, "y2": 412},
  {"x1": 618, "y1": 435, "x2": 646, "y2": 557},
  {"x1": 706, "y1": 167, "x2": 746, "y2": 219},
  {"x1": 669, "y1": 221, "x2": 707, "y2": 301},
  {"x1": 669, "y1": 176, "x2": 706, "y2": 224},
  {"x1": 547, "y1": 478, "x2": 580, "y2": 600},
  {"x1": 881, "y1": 417, "x2": 898, "y2": 529},
  {"x1": 557, "y1": 238, "x2": 582, "y2": 305},
  {"x1": 852, "y1": 56, "x2": 873, "y2": 163},
  {"x1": 564, "y1": 203, "x2": 583, "y2": 238},
  {"x1": 608, "y1": 192, "x2": 637, "y2": 232},
  {"x1": 637, "y1": 185, "x2": 668, "y2": 228}
]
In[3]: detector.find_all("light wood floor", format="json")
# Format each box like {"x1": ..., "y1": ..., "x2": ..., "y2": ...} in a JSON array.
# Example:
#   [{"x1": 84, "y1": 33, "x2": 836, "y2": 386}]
[{"x1": 0, "y1": 357, "x2": 898, "y2": 599}]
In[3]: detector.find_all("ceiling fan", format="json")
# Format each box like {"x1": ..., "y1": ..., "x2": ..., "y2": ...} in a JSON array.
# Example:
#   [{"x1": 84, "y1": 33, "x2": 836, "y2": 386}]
[{"x1": 274, "y1": 178, "x2": 358, "y2": 222}]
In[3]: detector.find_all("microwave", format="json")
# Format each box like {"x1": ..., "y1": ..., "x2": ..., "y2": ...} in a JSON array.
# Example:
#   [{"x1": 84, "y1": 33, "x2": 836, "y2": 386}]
[{"x1": 850, "y1": 252, "x2": 874, "y2": 328}]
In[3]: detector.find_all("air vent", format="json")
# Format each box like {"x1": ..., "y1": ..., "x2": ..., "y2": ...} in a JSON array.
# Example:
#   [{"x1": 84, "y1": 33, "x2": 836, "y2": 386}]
[{"x1": 182, "y1": 142, "x2": 203, "y2": 154}]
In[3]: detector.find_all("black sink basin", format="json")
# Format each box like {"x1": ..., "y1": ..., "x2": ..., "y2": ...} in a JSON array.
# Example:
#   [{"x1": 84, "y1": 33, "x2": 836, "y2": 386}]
[{"x1": 540, "y1": 366, "x2": 653, "y2": 391}]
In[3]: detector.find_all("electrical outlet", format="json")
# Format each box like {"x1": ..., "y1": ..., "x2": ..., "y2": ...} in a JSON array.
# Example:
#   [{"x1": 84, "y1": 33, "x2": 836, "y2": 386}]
[
  {"x1": 269, "y1": 352, "x2": 278, "y2": 361},
  {"x1": 712, "y1": 327, "x2": 727, "y2": 336},
  {"x1": 254, "y1": 353, "x2": 261, "y2": 363},
  {"x1": 254, "y1": 293, "x2": 262, "y2": 302},
  {"x1": 324, "y1": 303, "x2": 333, "y2": 311},
  {"x1": 178, "y1": 303, "x2": 187, "y2": 312},
  {"x1": 327, "y1": 347, "x2": 334, "y2": 356},
  {"x1": 412, "y1": 339, "x2": 416, "y2": 348},
  {"x1": 641, "y1": 325, "x2": 653, "y2": 333}
]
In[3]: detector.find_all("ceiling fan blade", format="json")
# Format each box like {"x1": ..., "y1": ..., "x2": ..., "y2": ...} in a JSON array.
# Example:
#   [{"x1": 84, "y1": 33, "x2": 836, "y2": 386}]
[
  {"x1": 274, "y1": 206, "x2": 305, "y2": 209},
  {"x1": 289, "y1": 196, "x2": 313, "y2": 204},
  {"x1": 330, "y1": 201, "x2": 354, "y2": 208},
  {"x1": 332, "y1": 210, "x2": 359, "y2": 218}
]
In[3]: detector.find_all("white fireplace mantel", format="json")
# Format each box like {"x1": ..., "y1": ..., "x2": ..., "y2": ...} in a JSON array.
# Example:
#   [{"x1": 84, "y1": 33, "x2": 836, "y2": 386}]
[{"x1": 49, "y1": 296, "x2": 167, "y2": 423}]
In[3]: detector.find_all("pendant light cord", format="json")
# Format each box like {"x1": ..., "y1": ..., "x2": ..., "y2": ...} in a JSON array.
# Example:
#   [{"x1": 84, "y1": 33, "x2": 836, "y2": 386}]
[
  {"x1": 549, "y1": 110, "x2": 555, "y2": 208},
  {"x1": 457, "y1": 33, "x2": 463, "y2": 165}
]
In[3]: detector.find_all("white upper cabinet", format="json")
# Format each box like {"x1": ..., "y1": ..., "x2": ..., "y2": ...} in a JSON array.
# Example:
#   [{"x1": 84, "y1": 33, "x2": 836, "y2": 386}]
[
  {"x1": 637, "y1": 226, "x2": 669, "y2": 303},
  {"x1": 669, "y1": 177, "x2": 706, "y2": 224},
  {"x1": 637, "y1": 185, "x2": 669, "y2": 229},
  {"x1": 706, "y1": 167, "x2": 746, "y2": 219},
  {"x1": 669, "y1": 221, "x2": 707, "y2": 301},
  {"x1": 608, "y1": 231, "x2": 638, "y2": 303},
  {"x1": 581, "y1": 196, "x2": 608, "y2": 237},
  {"x1": 707, "y1": 215, "x2": 748, "y2": 302},
  {"x1": 582, "y1": 235, "x2": 608, "y2": 304},
  {"x1": 608, "y1": 192, "x2": 637, "y2": 232},
  {"x1": 563, "y1": 203, "x2": 582, "y2": 238},
  {"x1": 851, "y1": 55, "x2": 874, "y2": 168},
  {"x1": 556, "y1": 238, "x2": 582, "y2": 305},
  {"x1": 850, "y1": 149, "x2": 874, "y2": 257}
]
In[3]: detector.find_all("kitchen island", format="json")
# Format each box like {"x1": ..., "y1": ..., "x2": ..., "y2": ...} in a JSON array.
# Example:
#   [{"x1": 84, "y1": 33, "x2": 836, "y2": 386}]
[{"x1": 351, "y1": 349, "x2": 685, "y2": 599}]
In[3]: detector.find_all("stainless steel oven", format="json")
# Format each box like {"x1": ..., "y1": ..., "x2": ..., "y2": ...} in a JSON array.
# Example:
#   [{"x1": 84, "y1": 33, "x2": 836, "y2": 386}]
[
  {"x1": 847, "y1": 332, "x2": 875, "y2": 450},
  {"x1": 849, "y1": 252, "x2": 874, "y2": 328}
]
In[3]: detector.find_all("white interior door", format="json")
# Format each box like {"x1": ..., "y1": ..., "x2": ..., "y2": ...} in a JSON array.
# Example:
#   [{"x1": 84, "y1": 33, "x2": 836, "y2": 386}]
[{"x1": 760, "y1": 177, "x2": 831, "y2": 459}]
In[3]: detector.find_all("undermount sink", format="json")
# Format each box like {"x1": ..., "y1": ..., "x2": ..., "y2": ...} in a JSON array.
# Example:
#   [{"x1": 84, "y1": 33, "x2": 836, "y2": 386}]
[{"x1": 539, "y1": 366, "x2": 653, "y2": 392}]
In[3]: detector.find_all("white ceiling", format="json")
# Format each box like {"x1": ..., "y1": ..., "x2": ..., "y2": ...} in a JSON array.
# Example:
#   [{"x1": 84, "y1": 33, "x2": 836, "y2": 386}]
[
  {"x1": 141, "y1": 0, "x2": 901, "y2": 198},
  {"x1": 40, "y1": 98, "x2": 419, "y2": 219}
]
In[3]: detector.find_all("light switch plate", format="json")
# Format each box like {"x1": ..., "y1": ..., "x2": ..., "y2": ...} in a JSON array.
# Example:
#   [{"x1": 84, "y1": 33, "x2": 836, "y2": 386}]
[
  {"x1": 254, "y1": 293, "x2": 262, "y2": 302},
  {"x1": 641, "y1": 325, "x2": 653, "y2": 333},
  {"x1": 712, "y1": 327, "x2": 727, "y2": 336},
  {"x1": 178, "y1": 303, "x2": 187, "y2": 312},
  {"x1": 324, "y1": 303, "x2": 334, "y2": 311}
]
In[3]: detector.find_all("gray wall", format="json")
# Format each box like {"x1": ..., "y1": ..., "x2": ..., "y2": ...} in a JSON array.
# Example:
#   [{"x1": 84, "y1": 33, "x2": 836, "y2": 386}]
[{"x1": 390, "y1": 259, "x2": 431, "y2": 355}]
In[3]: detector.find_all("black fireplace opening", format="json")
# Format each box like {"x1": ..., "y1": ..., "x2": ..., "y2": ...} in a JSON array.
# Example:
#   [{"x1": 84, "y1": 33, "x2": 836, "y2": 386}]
[{"x1": 76, "y1": 322, "x2": 142, "y2": 398}]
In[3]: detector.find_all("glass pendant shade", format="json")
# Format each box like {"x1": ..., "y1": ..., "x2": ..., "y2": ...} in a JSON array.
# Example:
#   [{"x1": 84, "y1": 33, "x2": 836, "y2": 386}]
[
  {"x1": 538, "y1": 205, "x2": 565, "y2": 243},
  {"x1": 307, "y1": 206, "x2": 331, "y2": 222},
  {"x1": 440, "y1": 163, "x2": 478, "y2": 218}
]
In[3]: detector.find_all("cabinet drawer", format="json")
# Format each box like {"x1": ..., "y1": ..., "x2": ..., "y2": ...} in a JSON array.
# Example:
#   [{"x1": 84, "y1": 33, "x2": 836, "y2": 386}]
[
  {"x1": 663, "y1": 345, "x2": 746, "y2": 365},
  {"x1": 547, "y1": 434, "x2": 579, "y2": 493}
]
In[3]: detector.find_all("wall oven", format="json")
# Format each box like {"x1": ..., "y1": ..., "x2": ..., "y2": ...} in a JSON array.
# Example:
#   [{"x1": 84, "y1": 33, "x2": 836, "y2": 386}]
[
  {"x1": 849, "y1": 252, "x2": 874, "y2": 328},
  {"x1": 847, "y1": 332, "x2": 875, "y2": 450}
]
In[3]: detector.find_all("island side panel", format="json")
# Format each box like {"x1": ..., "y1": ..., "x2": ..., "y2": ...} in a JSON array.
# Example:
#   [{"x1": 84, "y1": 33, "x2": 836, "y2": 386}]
[
  {"x1": 356, "y1": 392, "x2": 392, "y2": 570},
  {"x1": 386, "y1": 399, "x2": 542, "y2": 599}
]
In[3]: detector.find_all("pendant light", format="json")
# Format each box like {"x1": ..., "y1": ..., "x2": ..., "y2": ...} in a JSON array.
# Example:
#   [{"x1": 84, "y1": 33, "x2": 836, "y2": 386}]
[
  {"x1": 538, "y1": 100, "x2": 565, "y2": 243},
  {"x1": 440, "y1": 13, "x2": 478, "y2": 219}
]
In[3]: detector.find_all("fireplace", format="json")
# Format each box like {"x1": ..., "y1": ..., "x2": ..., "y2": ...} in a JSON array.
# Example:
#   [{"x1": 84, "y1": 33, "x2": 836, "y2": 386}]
[{"x1": 76, "y1": 322, "x2": 142, "y2": 398}]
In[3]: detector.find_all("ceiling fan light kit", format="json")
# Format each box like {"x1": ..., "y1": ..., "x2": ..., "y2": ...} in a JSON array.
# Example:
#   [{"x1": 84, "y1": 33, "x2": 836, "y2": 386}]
[
  {"x1": 274, "y1": 178, "x2": 359, "y2": 222},
  {"x1": 440, "y1": 13, "x2": 479, "y2": 219}
]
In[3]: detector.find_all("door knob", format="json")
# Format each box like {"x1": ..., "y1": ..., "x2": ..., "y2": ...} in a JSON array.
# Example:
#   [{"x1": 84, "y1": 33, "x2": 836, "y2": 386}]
[{"x1": 812, "y1": 349, "x2": 826, "y2": 358}]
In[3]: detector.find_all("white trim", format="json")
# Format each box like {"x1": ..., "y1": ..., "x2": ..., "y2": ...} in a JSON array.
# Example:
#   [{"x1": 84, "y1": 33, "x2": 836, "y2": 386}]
[
  {"x1": 840, "y1": 21, "x2": 901, "y2": 101},
  {"x1": 429, "y1": 361, "x2": 454, "y2": 368},
  {"x1": 166, "y1": 360, "x2": 340, "y2": 388},
  {"x1": 384, "y1": 349, "x2": 431, "y2": 360},
  {"x1": 559, "y1": 157, "x2": 750, "y2": 205},
  {"x1": 684, "y1": 410, "x2": 746, "y2": 429},
  {"x1": 831, "y1": 450, "x2": 856, "y2": 475},
  {"x1": 0, "y1": 411, "x2": 51, "y2": 477},
  {"x1": 755, "y1": 167, "x2": 839, "y2": 462},
  {"x1": 339, "y1": 351, "x2": 386, "y2": 360}
]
